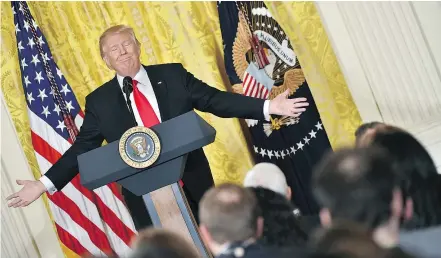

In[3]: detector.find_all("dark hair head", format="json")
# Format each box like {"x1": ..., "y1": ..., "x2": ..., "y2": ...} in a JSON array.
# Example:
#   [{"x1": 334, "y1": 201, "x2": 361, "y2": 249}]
[
  {"x1": 313, "y1": 147, "x2": 400, "y2": 229},
  {"x1": 367, "y1": 129, "x2": 441, "y2": 228},
  {"x1": 355, "y1": 122, "x2": 383, "y2": 138},
  {"x1": 249, "y1": 187, "x2": 307, "y2": 247},
  {"x1": 309, "y1": 221, "x2": 414, "y2": 258}
]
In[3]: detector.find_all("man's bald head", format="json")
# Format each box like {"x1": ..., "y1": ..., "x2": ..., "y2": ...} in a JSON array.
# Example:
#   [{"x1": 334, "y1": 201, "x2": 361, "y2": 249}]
[{"x1": 199, "y1": 183, "x2": 262, "y2": 244}]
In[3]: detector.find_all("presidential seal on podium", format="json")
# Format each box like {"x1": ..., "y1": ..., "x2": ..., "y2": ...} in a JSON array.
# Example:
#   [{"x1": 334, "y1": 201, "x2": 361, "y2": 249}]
[{"x1": 119, "y1": 126, "x2": 161, "y2": 168}]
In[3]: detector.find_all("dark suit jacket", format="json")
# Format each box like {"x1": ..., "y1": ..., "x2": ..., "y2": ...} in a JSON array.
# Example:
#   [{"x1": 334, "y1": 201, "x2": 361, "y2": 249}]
[{"x1": 45, "y1": 63, "x2": 265, "y2": 206}]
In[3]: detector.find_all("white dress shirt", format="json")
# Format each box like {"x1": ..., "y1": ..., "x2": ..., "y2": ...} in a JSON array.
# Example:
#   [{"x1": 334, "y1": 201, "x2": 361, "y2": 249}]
[{"x1": 40, "y1": 66, "x2": 270, "y2": 194}]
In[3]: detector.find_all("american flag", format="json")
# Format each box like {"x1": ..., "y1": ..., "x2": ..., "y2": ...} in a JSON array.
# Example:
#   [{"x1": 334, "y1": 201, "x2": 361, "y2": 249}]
[
  {"x1": 12, "y1": 2, "x2": 136, "y2": 257},
  {"x1": 241, "y1": 63, "x2": 271, "y2": 99}
]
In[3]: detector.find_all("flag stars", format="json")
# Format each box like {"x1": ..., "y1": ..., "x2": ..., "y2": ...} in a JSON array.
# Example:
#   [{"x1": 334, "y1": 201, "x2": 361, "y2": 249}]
[
  {"x1": 34, "y1": 71, "x2": 44, "y2": 84},
  {"x1": 12, "y1": 6, "x2": 16, "y2": 15},
  {"x1": 18, "y1": 41, "x2": 25, "y2": 52},
  {"x1": 27, "y1": 92, "x2": 35, "y2": 105},
  {"x1": 290, "y1": 146, "x2": 297, "y2": 155},
  {"x1": 37, "y1": 36, "x2": 45, "y2": 46},
  {"x1": 267, "y1": 150, "x2": 273, "y2": 159},
  {"x1": 37, "y1": 89, "x2": 48, "y2": 101},
  {"x1": 15, "y1": 23, "x2": 20, "y2": 34},
  {"x1": 41, "y1": 105, "x2": 51, "y2": 118},
  {"x1": 280, "y1": 31, "x2": 284, "y2": 35},
  {"x1": 309, "y1": 130, "x2": 317, "y2": 138},
  {"x1": 304, "y1": 136, "x2": 310, "y2": 145},
  {"x1": 315, "y1": 121, "x2": 323, "y2": 130},
  {"x1": 259, "y1": 148, "x2": 267, "y2": 157},
  {"x1": 254, "y1": 146, "x2": 259, "y2": 153},
  {"x1": 281, "y1": 150, "x2": 286, "y2": 159},
  {"x1": 18, "y1": 4, "x2": 24, "y2": 14},
  {"x1": 21, "y1": 58, "x2": 28, "y2": 70},
  {"x1": 60, "y1": 84, "x2": 71, "y2": 96},
  {"x1": 23, "y1": 20, "x2": 30, "y2": 32},
  {"x1": 32, "y1": 19, "x2": 38, "y2": 30},
  {"x1": 31, "y1": 54, "x2": 40, "y2": 66},
  {"x1": 56, "y1": 120, "x2": 66, "y2": 132},
  {"x1": 274, "y1": 151, "x2": 280, "y2": 159},
  {"x1": 24, "y1": 76, "x2": 31, "y2": 87},
  {"x1": 27, "y1": 37, "x2": 35, "y2": 49},
  {"x1": 66, "y1": 101, "x2": 75, "y2": 112},
  {"x1": 53, "y1": 104, "x2": 61, "y2": 116},
  {"x1": 42, "y1": 52, "x2": 50, "y2": 61},
  {"x1": 297, "y1": 141, "x2": 304, "y2": 150},
  {"x1": 56, "y1": 68, "x2": 63, "y2": 79}
]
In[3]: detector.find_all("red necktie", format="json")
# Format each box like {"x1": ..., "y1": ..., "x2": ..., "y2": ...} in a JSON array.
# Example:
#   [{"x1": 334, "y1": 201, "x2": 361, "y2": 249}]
[{"x1": 132, "y1": 80, "x2": 184, "y2": 187}]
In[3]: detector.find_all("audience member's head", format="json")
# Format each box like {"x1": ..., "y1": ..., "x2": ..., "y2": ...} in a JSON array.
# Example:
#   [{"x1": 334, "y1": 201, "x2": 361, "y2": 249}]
[
  {"x1": 354, "y1": 121, "x2": 384, "y2": 146},
  {"x1": 130, "y1": 228, "x2": 199, "y2": 258},
  {"x1": 309, "y1": 221, "x2": 413, "y2": 258},
  {"x1": 312, "y1": 147, "x2": 407, "y2": 248},
  {"x1": 243, "y1": 162, "x2": 291, "y2": 200},
  {"x1": 249, "y1": 187, "x2": 307, "y2": 247},
  {"x1": 360, "y1": 126, "x2": 441, "y2": 228},
  {"x1": 199, "y1": 183, "x2": 263, "y2": 256}
]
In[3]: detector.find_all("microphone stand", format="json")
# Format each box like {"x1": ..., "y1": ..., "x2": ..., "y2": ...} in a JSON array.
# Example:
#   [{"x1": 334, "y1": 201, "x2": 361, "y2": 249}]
[{"x1": 123, "y1": 82, "x2": 138, "y2": 127}]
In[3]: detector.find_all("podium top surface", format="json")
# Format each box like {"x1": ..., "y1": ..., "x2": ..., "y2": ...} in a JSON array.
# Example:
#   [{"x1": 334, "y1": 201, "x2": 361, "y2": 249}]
[{"x1": 78, "y1": 111, "x2": 216, "y2": 189}]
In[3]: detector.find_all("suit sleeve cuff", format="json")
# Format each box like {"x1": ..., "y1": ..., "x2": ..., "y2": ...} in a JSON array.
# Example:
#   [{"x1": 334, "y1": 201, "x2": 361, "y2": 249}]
[
  {"x1": 40, "y1": 176, "x2": 57, "y2": 195},
  {"x1": 263, "y1": 100, "x2": 271, "y2": 121}
]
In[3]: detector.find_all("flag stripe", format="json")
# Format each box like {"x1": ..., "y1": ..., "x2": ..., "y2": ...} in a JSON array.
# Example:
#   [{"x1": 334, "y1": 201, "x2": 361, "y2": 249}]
[
  {"x1": 33, "y1": 154, "x2": 113, "y2": 253},
  {"x1": 49, "y1": 200, "x2": 106, "y2": 256},
  {"x1": 32, "y1": 131, "x2": 135, "y2": 246},
  {"x1": 55, "y1": 223, "x2": 89, "y2": 256}
]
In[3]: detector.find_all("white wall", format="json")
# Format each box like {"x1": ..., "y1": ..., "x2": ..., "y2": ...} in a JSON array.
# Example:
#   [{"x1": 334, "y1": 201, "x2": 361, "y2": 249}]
[
  {"x1": 1, "y1": 93, "x2": 64, "y2": 258},
  {"x1": 316, "y1": 1, "x2": 441, "y2": 171}
]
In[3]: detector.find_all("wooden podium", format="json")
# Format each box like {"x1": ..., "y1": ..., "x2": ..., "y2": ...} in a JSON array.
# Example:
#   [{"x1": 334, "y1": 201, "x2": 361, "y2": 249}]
[{"x1": 78, "y1": 111, "x2": 214, "y2": 257}]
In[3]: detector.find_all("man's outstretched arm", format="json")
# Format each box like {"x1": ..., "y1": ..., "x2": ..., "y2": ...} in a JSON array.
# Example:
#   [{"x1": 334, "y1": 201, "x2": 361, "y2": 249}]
[{"x1": 7, "y1": 97, "x2": 104, "y2": 207}]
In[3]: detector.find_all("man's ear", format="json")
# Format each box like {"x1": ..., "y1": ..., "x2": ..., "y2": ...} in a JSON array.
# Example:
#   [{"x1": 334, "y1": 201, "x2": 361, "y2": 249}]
[
  {"x1": 286, "y1": 187, "x2": 292, "y2": 200},
  {"x1": 391, "y1": 188, "x2": 404, "y2": 219},
  {"x1": 256, "y1": 216, "x2": 264, "y2": 238},
  {"x1": 404, "y1": 197, "x2": 413, "y2": 221},
  {"x1": 199, "y1": 224, "x2": 212, "y2": 247},
  {"x1": 319, "y1": 208, "x2": 332, "y2": 228},
  {"x1": 103, "y1": 55, "x2": 113, "y2": 70}
]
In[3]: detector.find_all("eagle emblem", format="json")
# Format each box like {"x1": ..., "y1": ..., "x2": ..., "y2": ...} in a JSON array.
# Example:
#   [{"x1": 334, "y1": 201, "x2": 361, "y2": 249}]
[
  {"x1": 119, "y1": 126, "x2": 161, "y2": 169},
  {"x1": 232, "y1": 3, "x2": 305, "y2": 135}
]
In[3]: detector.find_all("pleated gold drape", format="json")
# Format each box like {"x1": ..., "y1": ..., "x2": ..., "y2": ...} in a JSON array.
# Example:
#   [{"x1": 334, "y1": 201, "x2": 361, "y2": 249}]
[{"x1": 1, "y1": 2, "x2": 360, "y2": 257}]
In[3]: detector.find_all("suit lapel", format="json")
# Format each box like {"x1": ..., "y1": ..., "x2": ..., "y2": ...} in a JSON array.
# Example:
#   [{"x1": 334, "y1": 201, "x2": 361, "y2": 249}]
[{"x1": 145, "y1": 65, "x2": 170, "y2": 122}]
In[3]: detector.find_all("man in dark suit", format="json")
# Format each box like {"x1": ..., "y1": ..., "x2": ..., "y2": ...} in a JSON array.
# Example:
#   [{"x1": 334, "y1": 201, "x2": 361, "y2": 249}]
[{"x1": 6, "y1": 25, "x2": 309, "y2": 231}]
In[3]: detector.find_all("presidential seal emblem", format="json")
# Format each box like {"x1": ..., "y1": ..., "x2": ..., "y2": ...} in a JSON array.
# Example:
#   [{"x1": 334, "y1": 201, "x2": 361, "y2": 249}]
[
  {"x1": 231, "y1": 2, "x2": 306, "y2": 136},
  {"x1": 119, "y1": 126, "x2": 161, "y2": 169}
]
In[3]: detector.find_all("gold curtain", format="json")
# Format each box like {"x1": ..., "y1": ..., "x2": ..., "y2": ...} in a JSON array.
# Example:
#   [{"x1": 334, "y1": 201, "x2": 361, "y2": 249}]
[
  {"x1": 1, "y1": 2, "x2": 255, "y2": 257},
  {"x1": 266, "y1": 2, "x2": 362, "y2": 147},
  {"x1": 1, "y1": 1, "x2": 360, "y2": 257}
]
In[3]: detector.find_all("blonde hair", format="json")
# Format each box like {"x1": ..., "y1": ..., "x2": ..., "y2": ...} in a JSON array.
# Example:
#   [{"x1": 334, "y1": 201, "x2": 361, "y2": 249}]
[{"x1": 99, "y1": 24, "x2": 140, "y2": 58}]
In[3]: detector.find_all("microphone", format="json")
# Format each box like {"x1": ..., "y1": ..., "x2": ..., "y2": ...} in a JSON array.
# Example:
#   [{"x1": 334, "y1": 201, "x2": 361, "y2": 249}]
[{"x1": 122, "y1": 76, "x2": 137, "y2": 126}]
